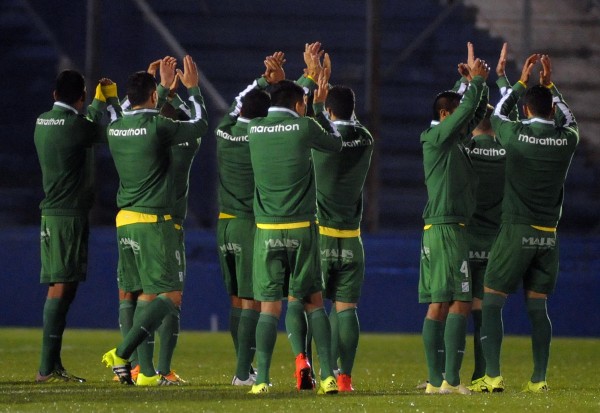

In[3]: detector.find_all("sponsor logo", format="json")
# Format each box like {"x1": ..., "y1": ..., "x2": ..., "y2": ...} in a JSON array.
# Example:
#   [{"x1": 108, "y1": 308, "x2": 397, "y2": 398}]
[
  {"x1": 109, "y1": 127, "x2": 147, "y2": 137},
  {"x1": 462, "y1": 282, "x2": 470, "y2": 292},
  {"x1": 321, "y1": 249, "x2": 354, "y2": 260},
  {"x1": 37, "y1": 118, "x2": 65, "y2": 126},
  {"x1": 343, "y1": 138, "x2": 372, "y2": 148},
  {"x1": 264, "y1": 238, "x2": 300, "y2": 250},
  {"x1": 249, "y1": 124, "x2": 300, "y2": 134},
  {"x1": 469, "y1": 250, "x2": 490, "y2": 260},
  {"x1": 216, "y1": 129, "x2": 248, "y2": 142},
  {"x1": 119, "y1": 237, "x2": 140, "y2": 253},
  {"x1": 522, "y1": 237, "x2": 556, "y2": 248},
  {"x1": 219, "y1": 242, "x2": 242, "y2": 254},
  {"x1": 518, "y1": 133, "x2": 567, "y2": 146},
  {"x1": 421, "y1": 246, "x2": 430, "y2": 259},
  {"x1": 465, "y1": 147, "x2": 506, "y2": 156}
]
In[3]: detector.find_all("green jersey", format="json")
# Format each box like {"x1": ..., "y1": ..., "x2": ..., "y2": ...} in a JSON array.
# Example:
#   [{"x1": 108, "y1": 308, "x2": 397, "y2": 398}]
[
  {"x1": 248, "y1": 103, "x2": 343, "y2": 224},
  {"x1": 313, "y1": 119, "x2": 373, "y2": 230},
  {"x1": 34, "y1": 99, "x2": 109, "y2": 215},
  {"x1": 491, "y1": 82, "x2": 579, "y2": 227},
  {"x1": 465, "y1": 134, "x2": 506, "y2": 233},
  {"x1": 107, "y1": 86, "x2": 208, "y2": 215},
  {"x1": 216, "y1": 77, "x2": 270, "y2": 219},
  {"x1": 421, "y1": 76, "x2": 488, "y2": 225}
]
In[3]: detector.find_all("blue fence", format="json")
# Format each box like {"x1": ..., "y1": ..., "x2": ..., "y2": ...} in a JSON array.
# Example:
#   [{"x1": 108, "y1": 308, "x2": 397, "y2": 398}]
[{"x1": 1, "y1": 227, "x2": 598, "y2": 336}]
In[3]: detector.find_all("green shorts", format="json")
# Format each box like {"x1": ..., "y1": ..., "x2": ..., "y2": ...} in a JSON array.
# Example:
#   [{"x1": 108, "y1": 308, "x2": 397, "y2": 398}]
[
  {"x1": 484, "y1": 224, "x2": 559, "y2": 295},
  {"x1": 40, "y1": 215, "x2": 89, "y2": 284},
  {"x1": 116, "y1": 212, "x2": 184, "y2": 294},
  {"x1": 217, "y1": 217, "x2": 255, "y2": 299},
  {"x1": 320, "y1": 233, "x2": 365, "y2": 303},
  {"x1": 466, "y1": 230, "x2": 497, "y2": 300},
  {"x1": 419, "y1": 224, "x2": 472, "y2": 303},
  {"x1": 253, "y1": 222, "x2": 322, "y2": 302}
]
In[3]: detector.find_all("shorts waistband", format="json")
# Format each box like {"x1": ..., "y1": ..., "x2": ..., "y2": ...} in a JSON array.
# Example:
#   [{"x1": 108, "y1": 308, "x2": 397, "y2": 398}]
[
  {"x1": 423, "y1": 223, "x2": 465, "y2": 230},
  {"x1": 218, "y1": 212, "x2": 236, "y2": 219},
  {"x1": 116, "y1": 210, "x2": 172, "y2": 227},
  {"x1": 319, "y1": 225, "x2": 360, "y2": 238},
  {"x1": 531, "y1": 225, "x2": 556, "y2": 232},
  {"x1": 257, "y1": 221, "x2": 311, "y2": 230}
]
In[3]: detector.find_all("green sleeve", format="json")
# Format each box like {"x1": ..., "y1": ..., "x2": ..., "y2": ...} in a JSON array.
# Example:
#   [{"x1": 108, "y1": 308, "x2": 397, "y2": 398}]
[
  {"x1": 491, "y1": 82, "x2": 526, "y2": 146},
  {"x1": 465, "y1": 83, "x2": 489, "y2": 137},
  {"x1": 496, "y1": 76, "x2": 518, "y2": 121},
  {"x1": 549, "y1": 84, "x2": 578, "y2": 133},
  {"x1": 159, "y1": 86, "x2": 208, "y2": 145},
  {"x1": 217, "y1": 77, "x2": 268, "y2": 130},
  {"x1": 427, "y1": 76, "x2": 485, "y2": 147},
  {"x1": 156, "y1": 84, "x2": 170, "y2": 109},
  {"x1": 106, "y1": 96, "x2": 123, "y2": 123},
  {"x1": 308, "y1": 117, "x2": 342, "y2": 153},
  {"x1": 297, "y1": 75, "x2": 317, "y2": 95}
]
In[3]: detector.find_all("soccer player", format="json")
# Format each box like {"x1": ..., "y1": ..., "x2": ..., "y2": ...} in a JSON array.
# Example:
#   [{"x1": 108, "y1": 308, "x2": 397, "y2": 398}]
[
  {"x1": 113, "y1": 59, "x2": 196, "y2": 385},
  {"x1": 215, "y1": 52, "x2": 285, "y2": 386},
  {"x1": 419, "y1": 42, "x2": 489, "y2": 395},
  {"x1": 34, "y1": 70, "x2": 118, "y2": 382},
  {"x1": 470, "y1": 54, "x2": 579, "y2": 393},
  {"x1": 101, "y1": 55, "x2": 208, "y2": 386},
  {"x1": 247, "y1": 68, "x2": 342, "y2": 395},
  {"x1": 312, "y1": 85, "x2": 373, "y2": 392}
]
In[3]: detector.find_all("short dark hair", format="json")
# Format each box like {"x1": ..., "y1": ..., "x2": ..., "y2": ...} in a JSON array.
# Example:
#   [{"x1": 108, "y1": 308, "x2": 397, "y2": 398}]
[
  {"x1": 523, "y1": 85, "x2": 553, "y2": 118},
  {"x1": 126, "y1": 71, "x2": 157, "y2": 107},
  {"x1": 325, "y1": 86, "x2": 355, "y2": 120},
  {"x1": 270, "y1": 80, "x2": 304, "y2": 110},
  {"x1": 432, "y1": 91, "x2": 461, "y2": 121},
  {"x1": 475, "y1": 104, "x2": 494, "y2": 132},
  {"x1": 241, "y1": 89, "x2": 270, "y2": 119},
  {"x1": 55, "y1": 70, "x2": 85, "y2": 105}
]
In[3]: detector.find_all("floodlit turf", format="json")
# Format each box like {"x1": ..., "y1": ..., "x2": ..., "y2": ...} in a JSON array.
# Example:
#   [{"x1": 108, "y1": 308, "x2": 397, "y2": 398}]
[{"x1": 1, "y1": 328, "x2": 599, "y2": 412}]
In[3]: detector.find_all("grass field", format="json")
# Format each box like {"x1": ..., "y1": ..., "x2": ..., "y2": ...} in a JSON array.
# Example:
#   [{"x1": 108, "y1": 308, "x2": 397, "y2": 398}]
[{"x1": 0, "y1": 328, "x2": 598, "y2": 412}]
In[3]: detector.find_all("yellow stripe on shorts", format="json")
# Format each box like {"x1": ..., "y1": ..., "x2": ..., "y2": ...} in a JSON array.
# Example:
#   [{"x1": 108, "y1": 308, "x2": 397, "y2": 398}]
[
  {"x1": 116, "y1": 210, "x2": 172, "y2": 227},
  {"x1": 319, "y1": 226, "x2": 360, "y2": 238},
  {"x1": 423, "y1": 223, "x2": 464, "y2": 230},
  {"x1": 256, "y1": 221, "x2": 310, "y2": 230},
  {"x1": 531, "y1": 225, "x2": 556, "y2": 232}
]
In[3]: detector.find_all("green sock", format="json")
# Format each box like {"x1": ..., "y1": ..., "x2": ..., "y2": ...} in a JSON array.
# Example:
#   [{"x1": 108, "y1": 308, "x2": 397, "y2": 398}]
[
  {"x1": 285, "y1": 300, "x2": 307, "y2": 356},
  {"x1": 422, "y1": 318, "x2": 445, "y2": 387},
  {"x1": 527, "y1": 298, "x2": 552, "y2": 383},
  {"x1": 157, "y1": 306, "x2": 180, "y2": 374},
  {"x1": 118, "y1": 299, "x2": 138, "y2": 367},
  {"x1": 255, "y1": 313, "x2": 279, "y2": 385},
  {"x1": 235, "y1": 309, "x2": 259, "y2": 380},
  {"x1": 329, "y1": 306, "x2": 339, "y2": 370},
  {"x1": 132, "y1": 300, "x2": 156, "y2": 377},
  {"x1": 229, "y1": 307, "x2": 242, "y2": 356},
  {"x1": 337, "y1": 308, "x2": 359, "y2": 376},
  {"x1": 307, "y1": 308, "x2": 333, "y2": 380},
  {"x1": 117, "y1": 295, "x2": 175, "y2": 362},
  {"x1": 39, "y1": 298, "x2": 70, "y2": 375},
  {"x1": 471, "y1": 309, "x2": 485, "y2": 381},
  {"x1": 481, "y1": 293, "x2": 506, "y2": 377},
  {"x1": 444, "y1": 313, "x2": 467, "y2": 386}
]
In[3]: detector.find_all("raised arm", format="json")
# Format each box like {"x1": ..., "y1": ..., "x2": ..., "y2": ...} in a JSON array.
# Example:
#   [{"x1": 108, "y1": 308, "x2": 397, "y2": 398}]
[{"x1": 539, "y1": 54, "x2": 578, "y2": 132}]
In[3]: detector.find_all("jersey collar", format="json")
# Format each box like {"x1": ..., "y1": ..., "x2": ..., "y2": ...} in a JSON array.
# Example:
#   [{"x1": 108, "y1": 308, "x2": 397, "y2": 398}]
[
  {"x1": 124, "y1": 108, "x2": 160, "y2": 116},
  {"x1": 522, "y1": 117, "x2": 554, "y2": 125},
  {"x1": 54, "y1": 102, "x2": 78, "y2": 114},
  {"x1": 237, "y1": 117, "x2": 251, "y2": 124},
  {"x1": 268, "y1": 106, "x2": 300, "y2": 118}
]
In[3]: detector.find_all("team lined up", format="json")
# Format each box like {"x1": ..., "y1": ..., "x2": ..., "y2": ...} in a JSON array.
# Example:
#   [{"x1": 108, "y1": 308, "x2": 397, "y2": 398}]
[{"x1": 33, "y1": 39, "x2": 578, "y2": 395}]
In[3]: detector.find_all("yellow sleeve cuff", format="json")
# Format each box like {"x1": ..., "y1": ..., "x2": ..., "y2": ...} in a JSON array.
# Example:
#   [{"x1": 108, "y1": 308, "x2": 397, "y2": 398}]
[
  {"x1": 101, "y1": 83, "x2": 118, "y2": 99},
  {"x1": 544, "y1": 82, "x2": 555, "y2": 89},
  {"x1": 517, "y1": 80, "x2": 527, "y2": 88},
  {"x1": 94, "y1": 84, "x2": 106, "y2": 102}
]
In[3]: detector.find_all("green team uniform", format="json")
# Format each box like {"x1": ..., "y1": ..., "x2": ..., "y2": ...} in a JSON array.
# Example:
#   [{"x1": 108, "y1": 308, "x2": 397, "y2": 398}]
[
  {"x1": 108, "y1": 85, "x2": 207, "y2": 294},
  {"x1": 313, "y1": 119, "x2": 373, "y2": 302},
  {"x1": 419, "y1": 76, "x2": 488, "y2": 303},
  {"x1": 464, "y1": 133, "x2": 506, "y2": 299},
  {"x1": 216, "y1": 77, "x2": 269, "y2": 299},
  {"x1": 485, "y1": 82, "x2": 579, "y2": 294},
  {"x1": 35, "y1": 99, "x2": 108, "y2": 283},
  {"x1": 248, "y1": 102, "x2": 343, "y2": 301}
]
